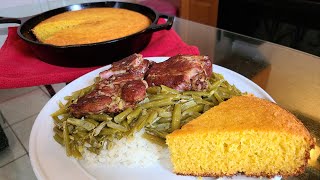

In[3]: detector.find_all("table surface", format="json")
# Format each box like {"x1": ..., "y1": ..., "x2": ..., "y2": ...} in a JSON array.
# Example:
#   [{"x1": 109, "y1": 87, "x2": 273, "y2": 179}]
[{"x1": 0, "y1": 1, "x2": 319, "y2": 179}]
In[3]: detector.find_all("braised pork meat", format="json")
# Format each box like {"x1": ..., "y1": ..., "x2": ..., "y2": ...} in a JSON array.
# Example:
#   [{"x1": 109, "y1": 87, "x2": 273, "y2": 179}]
[
  {"x1": 146, "y1": 55, "x2": 212, "y2": 91},
  {"x1": 70, "y1": 54, "x2": 150, "y2": 117}
]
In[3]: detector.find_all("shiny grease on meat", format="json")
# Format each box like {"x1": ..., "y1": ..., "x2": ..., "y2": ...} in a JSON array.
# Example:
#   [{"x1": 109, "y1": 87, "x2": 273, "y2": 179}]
[
  {"x1": 146, "y1": 55, "x2": 212, "y2": 91},
  {"x1": 70, "y1": 54, "x2": 212, "y2": 117},
  {"x1": 70, "y1": 54, "x2": 150, "y2": 117}
]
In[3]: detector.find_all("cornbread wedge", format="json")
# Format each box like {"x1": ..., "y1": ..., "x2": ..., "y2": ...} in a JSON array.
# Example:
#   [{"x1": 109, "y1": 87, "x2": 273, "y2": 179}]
[{"x1": 166, "y1": 96, "x2": 315, "y2": 178}]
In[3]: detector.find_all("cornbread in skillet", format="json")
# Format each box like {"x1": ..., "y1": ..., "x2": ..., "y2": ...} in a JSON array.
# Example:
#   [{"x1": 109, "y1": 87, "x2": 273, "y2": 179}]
[
  {"x1": 32, "y1": 8, "x2": 151, "y2": 46},
  {"x1": 166, "y1": 96, "x2": 315, "y2": 178}
]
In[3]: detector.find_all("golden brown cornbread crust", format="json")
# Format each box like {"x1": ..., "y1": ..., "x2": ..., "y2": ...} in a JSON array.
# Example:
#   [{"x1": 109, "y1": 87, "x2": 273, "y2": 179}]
[
  {"x1": 167, "y1": 96, "x2": 315, "y2": 178},
  {"x1": 170, "y1": 96, "x2": 314, "y2": 144},
  {"x1": 32, "y1": 8, "x2": 151, "y2": 46}
]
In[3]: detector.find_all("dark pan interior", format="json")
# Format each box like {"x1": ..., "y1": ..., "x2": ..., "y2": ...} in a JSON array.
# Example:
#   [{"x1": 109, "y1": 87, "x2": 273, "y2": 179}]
[{"x1": 19, "y1": 1, "x2": 157, "y2": 44}]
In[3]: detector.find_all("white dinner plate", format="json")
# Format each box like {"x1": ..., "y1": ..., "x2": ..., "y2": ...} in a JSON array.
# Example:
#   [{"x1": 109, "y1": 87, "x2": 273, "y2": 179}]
[{"x1": 29, "y1": 57, "x2": 278, "y2": 180}]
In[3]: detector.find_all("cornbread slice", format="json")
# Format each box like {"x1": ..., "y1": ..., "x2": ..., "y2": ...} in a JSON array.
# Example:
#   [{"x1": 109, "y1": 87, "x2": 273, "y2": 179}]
[
  {"x1": 166, "y1": 96, "x2": 315, "y2": 178},
  {"x1": 32, "y1": 8, "x2": 151, "y2": 46}
]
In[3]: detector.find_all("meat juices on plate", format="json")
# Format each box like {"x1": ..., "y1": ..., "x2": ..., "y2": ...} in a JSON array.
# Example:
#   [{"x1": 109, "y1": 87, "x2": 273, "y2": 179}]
[
  {"x1": 146, "y1": 55, "x2": 212, "y2": 91},
  {"x1": 70, "y1": 54, "x2": 150, "y2": 117}
]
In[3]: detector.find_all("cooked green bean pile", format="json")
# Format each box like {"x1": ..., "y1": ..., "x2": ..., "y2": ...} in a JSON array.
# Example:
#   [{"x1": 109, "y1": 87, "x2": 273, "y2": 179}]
[{"x1": 51, "y1": 72, "x2": 243, "y2": 159}]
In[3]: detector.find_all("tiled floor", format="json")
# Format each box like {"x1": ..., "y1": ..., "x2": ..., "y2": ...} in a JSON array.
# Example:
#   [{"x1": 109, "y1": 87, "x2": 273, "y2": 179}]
[{"x1": 0, "y1": 83, "x2": 65, "y2": 180}]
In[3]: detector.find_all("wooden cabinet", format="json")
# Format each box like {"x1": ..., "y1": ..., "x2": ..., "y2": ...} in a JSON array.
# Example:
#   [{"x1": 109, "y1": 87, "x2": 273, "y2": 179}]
[{"x1": 180, "y1": 0, "x2": 219, "y2": 27}]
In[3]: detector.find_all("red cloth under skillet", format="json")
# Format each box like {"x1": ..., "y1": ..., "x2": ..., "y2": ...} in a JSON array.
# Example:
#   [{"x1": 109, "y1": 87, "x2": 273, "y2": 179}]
[{"x1": 0, "y1": 25, "x2": 199, "y2": 89}]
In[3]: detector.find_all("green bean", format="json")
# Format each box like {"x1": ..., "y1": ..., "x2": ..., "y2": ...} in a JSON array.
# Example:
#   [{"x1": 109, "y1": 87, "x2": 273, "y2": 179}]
[
  {"x1": 63, "y1": 121, "x2": 72, "y2": 156},
  {"x1": 141, "y1": 98, "x2": 175, "y2": 109},
  {"x1": 182, "y1": 111, "x2": 202, "y2": 120},
  {"x1": 149, "y1": 94, "x2": 181, "y2": 101},
  {"x1": 84, "y1": 118, "x2": 99, "y2": 127},
  {"x1": 114, "y1": 107, "x2": 133, "y2": 123},
  {"x1": 211, "y1": 79, "x2": 224, "y2": 89},
  {"x1": 180, "y1": 95, "x2": 193, "y2": 100},
  {"x1": 203, "y1": 104, "x2": 211, "y2": 112},
  {"x1": 58, "y1": 101, "x2": 65, "y2": 109},
  {"x1": 181, "y1": 100, "x2": 197, "y2": 111},
  {"x1": 52, "y1": 116, "x2": 62, "y2": 125},
  {"x1": 121, "y1": 121, "x2": 130, "y2": 131},
  {"x1": 115, "y1": 132, "x2": 124, "y2": 140},
  {"x1": 51, "y1": 107, "x2": 68, "y2": 117},
  {"x1": 193, "y1": 95, "x2": 215, "y2": 106},
  {"x1": 67, "y1": 118, "x2": 96, "y2": 131},
  {"x1": 142, "y1": 132, "x2": 167, "y2": 147},
  {"x1": 154, "y1": 122, "x2": 170, "y2": 131},
  {"x1": 72, "y1": 84, "x2": 95, "y2": 98},
  {"x1": 158, "y1": 111, "x2": 172, "y2": 118},
  {"x1": 87, "y1": 147, "x2": 101, "y2": 155},
  {"x1": 182, "y1": 104, "x2": 204, "y2": 116},
  {"x1": 71, "y1": 143, "x2": 82, "y2": 159},
  {"x1": 106, "y1": 121, "x2": 127, "y2": 132},
  {"x1": 67, "y1": 125, "x2": 74, "y2": 133},
  {"x1": 53, "y1": 127, "x2": 63, "y2": 138},
  {"x1": 71, "y1": 133, "x2": 81, "y2": 141},
  {"x1": 146, "y1": 111, "x2": 158, "y2": 124},
  {"x1": 151, "y1": 107, "x2": 165, "y2": 113},
  {"x1": 100, "y1": 128, "x2": 118, "y2": 135},
  {"x1": 86, "y1": 114, "x2": 112, "y2": 121},
  {"x1": 75, "y1": 130, "x2": 88, "y2": 138},
  {"x1": 133, "y1": 114, "x2": 148, "y2": 132},
  {"x1": 213, "y1": 92, "x2": 224, "y2": 103},
  {"x1": 61, "y1": 114, "x2": 71, "y2": 121},
  {"x1": 171, "y1": 104, "x2": 181, "y2": 131},
  {"x1": 146, "y1": 128, "x2": 168, "y2": 139},
  {"x1": 93, "y1": 121, "x2": 108, "y2": 136},
  {"x1": 107, "y1": 139, "x2": 114, "y2": 150},
  {"x1": 127, "y1": 107, "x2": 142, "y2": 124},
  {"x1": 182, "y1": 91, "x2": 210, "y2": 97},
  {"x1": 160, "y1": 85, "x2": 179, "y2": 94},
  {"x1": 157, "y1": 117, "x2": 172, "y2": 124},
  {"x1": 146, "y1": 86, "x2": 161, "y2": 94},
  {"x1": 53, "y1": 133, "x2": 64, "y2": 146}
]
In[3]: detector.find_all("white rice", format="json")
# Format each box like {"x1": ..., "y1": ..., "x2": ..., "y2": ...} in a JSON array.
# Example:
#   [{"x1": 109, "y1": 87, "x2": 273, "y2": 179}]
[{"x1": 82, "y1": 129, "x2": 170, "y2": 168}]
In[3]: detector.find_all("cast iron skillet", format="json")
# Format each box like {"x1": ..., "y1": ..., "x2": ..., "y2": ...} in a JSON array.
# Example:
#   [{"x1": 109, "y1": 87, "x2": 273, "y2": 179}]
[{"x1": 0, "y1": 1, "x2": 174, "y2": 67}]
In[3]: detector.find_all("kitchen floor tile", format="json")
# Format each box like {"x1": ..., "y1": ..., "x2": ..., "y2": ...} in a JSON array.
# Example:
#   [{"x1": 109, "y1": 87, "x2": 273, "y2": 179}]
[
  {"x1": 0, "y1": 89, "x2": 50, "y2": 125},
  {"x1": 11, "y1": 114, "x2": 37, "y2": 152},
  {"x1": 52, "y1": 83, "x2": 66, "y2": 92},
  {"x1": 40, "y1": 83, "x2": 66, "y2": 97},
  {"x1": 0, "y1": 87, "x2": 38, "y2": 104},
  {"x1": 0, "y1": 155, "x2": 37, "y2": 180},
  {"x1": 0, "y1": 128, "x2": 26, "y2": 167}
]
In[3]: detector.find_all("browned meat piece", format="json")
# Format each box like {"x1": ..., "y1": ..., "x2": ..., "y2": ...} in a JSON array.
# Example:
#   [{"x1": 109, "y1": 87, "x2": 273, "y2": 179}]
[
  {"x1": 146, "y1": 55, "x2": 212, "y2": 91},
  {"x1": 70, "y1": 54, "x2": 150, "y2": 117},
  {"x1": 121, "y1": 80, "x2": 148, "y2": 102},
  {"x1": 70, "y1": 80, "x2": 148, "y2": 117},
  {"x1": 99, "y1": 53, "x2": 150, "y2": 80}
]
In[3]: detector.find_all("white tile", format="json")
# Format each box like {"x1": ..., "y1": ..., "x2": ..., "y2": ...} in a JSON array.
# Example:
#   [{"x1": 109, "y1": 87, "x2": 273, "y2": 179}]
[
  {"x1": 11, "y1": 114, "x2": 37, "y2": 152},
  {"x1": 0, "y1": 89, "x2": 50, "y2": 125},
  {"x1": 0, "y1": 155, "x2": 37, "y2": 180},
  {"x1": 40, "y1": 83, "x2": 66, "y2": 97},
  {"x1": 0, "y1": 128, "x2": 26, "y2": 167},
  {"x1": 0, "y1": 87, "x2": 38, "y2": 103},
  {"x1": 52, "y1": 83, "x2": 67, "y2": 93}
]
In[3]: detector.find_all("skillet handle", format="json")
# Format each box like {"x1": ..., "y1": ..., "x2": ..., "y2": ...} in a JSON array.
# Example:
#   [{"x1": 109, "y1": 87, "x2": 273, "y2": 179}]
[
  {"x1": 148, "y1": 14, "x2": 174, "y2": 32},
  {"x1": 0, "y1": 17, "x2": 22, "y2": 24}
]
